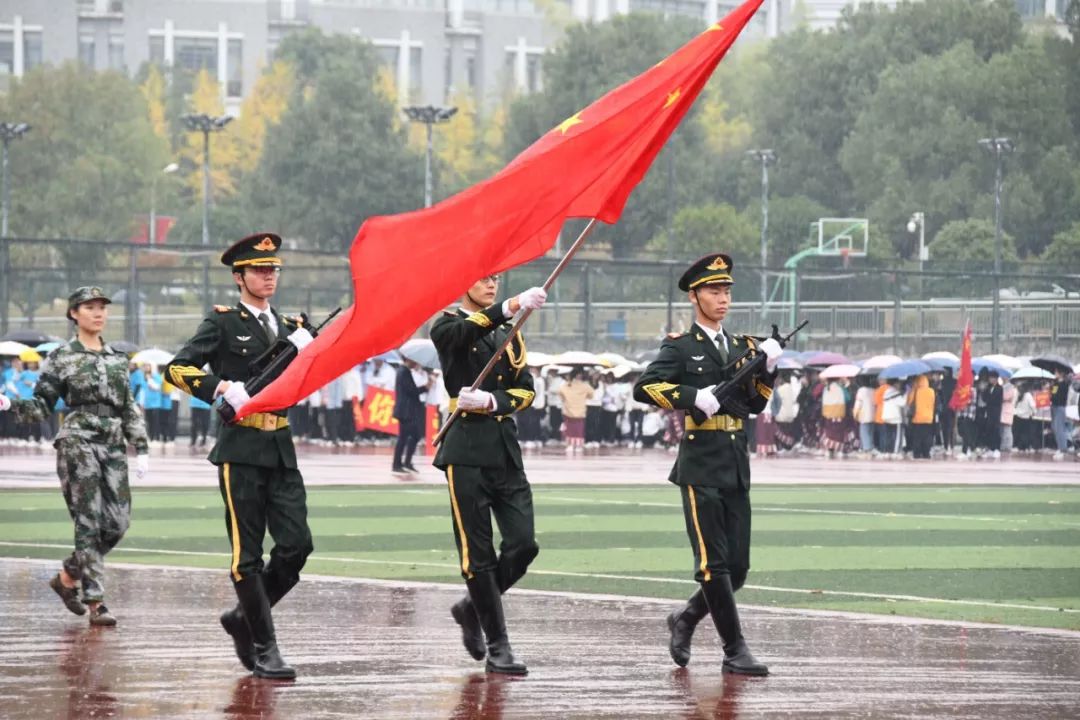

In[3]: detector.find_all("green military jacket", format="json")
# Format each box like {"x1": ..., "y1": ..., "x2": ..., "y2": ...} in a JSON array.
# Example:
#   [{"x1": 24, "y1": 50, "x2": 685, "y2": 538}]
[
  {"x1": 165, "y1": 303, "x2": 311, "y2": 469},
  {"x1": 633, "y1": 322, "x2": 776, "y2": 490},
  {"x1": 15, "y1": 339, "x2": 148, "y2": 452},
  {"x1": 430, "y1": 304, "x2": 535, "y2": 471}
]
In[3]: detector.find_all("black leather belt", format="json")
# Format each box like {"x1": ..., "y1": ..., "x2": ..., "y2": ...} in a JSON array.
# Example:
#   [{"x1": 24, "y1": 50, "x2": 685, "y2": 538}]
[{"x1": 70, "y1": 403, "x2": 121, "y2": 418}]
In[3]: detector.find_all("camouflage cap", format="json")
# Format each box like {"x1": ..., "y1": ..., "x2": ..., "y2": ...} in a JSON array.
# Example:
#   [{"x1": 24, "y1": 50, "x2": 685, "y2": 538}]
[
  {"x1": 68, "y1": 286, "x2": 112, "y2": 310},
  {"x1": 221, "y1": 233, "x2": 283, "y2": 268}
]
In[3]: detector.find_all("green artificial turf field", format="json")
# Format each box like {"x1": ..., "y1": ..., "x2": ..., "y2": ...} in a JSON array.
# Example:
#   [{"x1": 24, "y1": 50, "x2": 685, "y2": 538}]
[{"x1": 2, "y1": 484, "x2": 1078, "y2": 630}]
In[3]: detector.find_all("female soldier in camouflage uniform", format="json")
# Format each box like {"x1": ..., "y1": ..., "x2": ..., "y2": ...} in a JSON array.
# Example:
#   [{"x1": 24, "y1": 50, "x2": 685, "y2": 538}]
[{"x1": 0, "y1": 287, "x2": 149, "y2": 626}]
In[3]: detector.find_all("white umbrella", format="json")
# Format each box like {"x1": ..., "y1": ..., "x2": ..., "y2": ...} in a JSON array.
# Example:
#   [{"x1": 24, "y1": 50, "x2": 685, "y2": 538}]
[
  {"x1": 980, "y1": 353, "x2": 1024, "y2": 371},
  {"x1": 399, "y1": 338, "x2": 439, "y2": 369},
  {"x1": 541, "y1": 364, "x2": 573, "y2": 375},
  {"x1": 553, "y1": 350, "x2": 604, "y2": 366},
  {"x1": 922, "y1": 351, "x2": 960, "y2": 362},
  {"x1": 526, "y1": 351, "x2": 554, "y2": 366},
  {"x1": 597, "y1": 352, "x2": 629, "y2": 367},
  {"x1": 1010, "y1": 366, "x2": 1054, "y2": 381},
  {"x1": 131, "y1": 348, "x2": 174, "y2": 366},
  {"x1": 0, "y1": 340, "x2": 31, "y2": 357},
  {"x1": 861, "y1": 354, "x2": 904, "y2": 370},
  {"x1": 819, "y1": 364, "x2": 861, "y2": 380}
]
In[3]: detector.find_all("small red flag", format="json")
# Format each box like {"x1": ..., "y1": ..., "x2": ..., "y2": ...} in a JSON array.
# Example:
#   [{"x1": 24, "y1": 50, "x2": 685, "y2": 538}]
[
  {"x1": 949, "y1": 321, "x2": 974, "y2": 411},
  {"x1": 239, "y1": 0, "x2": 765, "y2": 418}
]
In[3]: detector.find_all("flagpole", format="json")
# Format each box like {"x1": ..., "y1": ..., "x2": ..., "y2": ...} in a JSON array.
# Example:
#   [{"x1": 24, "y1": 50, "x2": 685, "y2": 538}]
[{"x1": 433, "y1": 218, "x2": 599, "y2": 446}]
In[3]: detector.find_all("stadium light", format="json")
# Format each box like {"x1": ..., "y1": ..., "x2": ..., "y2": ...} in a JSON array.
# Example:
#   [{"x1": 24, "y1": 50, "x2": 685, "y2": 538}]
[
  {"x1": 746, "y1": 149, "x2": 777, "y2": 312},
  {"x1": 978, "y1": 136, "x2": 1014, "y2": 354},
  {"x1": 402, "y1": 105, "x2": 458, "y2": 208}
]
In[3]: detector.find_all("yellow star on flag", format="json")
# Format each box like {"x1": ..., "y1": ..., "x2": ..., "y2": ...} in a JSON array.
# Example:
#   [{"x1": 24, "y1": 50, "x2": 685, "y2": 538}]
[
  {"x1": 707, "y1": 22, "x2": 724, "y2": 32},
  {"x1": 664, "y1": 88, "x2": 682, "y2": 109},
  {"x1": 555, "y1": 112, "x2": 584, "y2": 135}
]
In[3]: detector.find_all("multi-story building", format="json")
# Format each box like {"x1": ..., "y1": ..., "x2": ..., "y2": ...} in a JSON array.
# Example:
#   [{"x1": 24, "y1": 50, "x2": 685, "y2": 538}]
[{"x1": 0, "y1": 1, "x2": 1070, "y2": 111}]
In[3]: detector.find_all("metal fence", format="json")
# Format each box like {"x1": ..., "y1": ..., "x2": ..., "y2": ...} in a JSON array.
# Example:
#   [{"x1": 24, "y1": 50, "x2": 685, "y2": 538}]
[{"x1": 2, "y1": 237, "x2": 1079, "y2": 357}]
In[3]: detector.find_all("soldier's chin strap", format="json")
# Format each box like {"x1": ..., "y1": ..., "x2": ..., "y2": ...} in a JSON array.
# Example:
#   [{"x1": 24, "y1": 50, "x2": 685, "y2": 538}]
[
  {"x1": 238, "y1": 271, "x2": 274, "y2": 302},
  {"x1": 464, "y1": 290, "x2": 488, "y2": 311}
]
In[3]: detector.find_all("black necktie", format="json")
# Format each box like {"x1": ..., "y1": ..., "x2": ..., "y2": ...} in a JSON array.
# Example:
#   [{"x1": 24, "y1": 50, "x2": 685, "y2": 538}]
[
  {"x1": 716, "y1": 333, "x2": 728, "y2": 363},
  {"x1": 258, "y1": 312, "x2": 275, "y2": 343}
]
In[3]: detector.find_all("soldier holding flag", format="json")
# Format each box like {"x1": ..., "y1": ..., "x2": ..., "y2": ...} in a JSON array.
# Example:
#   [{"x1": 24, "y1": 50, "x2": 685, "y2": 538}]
[
  {"x1": 165, "y1": 233, "x2": 316, "y2": 680},
  {"x1": 633, "y1": 254, "x2": 781, "y2": 676}
]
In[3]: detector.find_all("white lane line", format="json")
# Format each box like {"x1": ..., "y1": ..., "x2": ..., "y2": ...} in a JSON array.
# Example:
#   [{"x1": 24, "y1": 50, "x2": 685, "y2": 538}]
[
  {"x1": 540, "y1": 494, "x2": 1080, "y2": 526},
  {"x1": 2, "y1": 540, "x2": 1076, "y2": 616}
]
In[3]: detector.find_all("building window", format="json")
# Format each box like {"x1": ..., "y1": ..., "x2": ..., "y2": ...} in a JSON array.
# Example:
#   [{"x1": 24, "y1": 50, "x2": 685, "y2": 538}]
[
  {"x1": 0, "y1": 31, "x2": 13, "y2": 75},
  {"x1": 465, "y1": 53, "x2": 477, "y2": 89},
  {"x1": 149, "y1": 35, "x2": 164, "y2": 64},
  {"x1": 23, "y1": 31, "x2": 42, "y2": 71},
  {"x1": 108, "y1": 35, "x2": 124, "y2": 71},
  {"x1": 174, "y1": 36, "x2": 217, "y2": 76},
  {"x1": 227, "y1": 38, "x2": 242, "y2": 96},
  {"x1": 80, "y1": 36, "x2": 96, "y2": 68},
  {"x1": 409, "y1": 46, "x2": 422, "y2": 102}
]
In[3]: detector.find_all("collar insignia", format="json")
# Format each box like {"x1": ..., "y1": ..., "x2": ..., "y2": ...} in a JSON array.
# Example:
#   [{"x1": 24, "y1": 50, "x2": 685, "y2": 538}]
[{"x1": 695, "y1": 333, "x2": 704, "y2": 341}]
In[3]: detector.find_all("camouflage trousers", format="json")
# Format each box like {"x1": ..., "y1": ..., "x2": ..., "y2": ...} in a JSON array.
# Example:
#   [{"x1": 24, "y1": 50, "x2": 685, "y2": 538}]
[{"x1": 56, "y1": 437, "x2": 132, "y2": 604}]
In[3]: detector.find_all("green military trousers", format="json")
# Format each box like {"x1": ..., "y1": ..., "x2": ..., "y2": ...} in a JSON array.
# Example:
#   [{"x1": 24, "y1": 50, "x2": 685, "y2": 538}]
[
  {"x1": 680, "y1": 484, "x2": 751, "y2": 586},
  {"x1": 217, "y1": 461, "x2": 313, "y2": 597},
  {"x1": 55, "y1": 437, "x2": 132, "y2": 604},
  {"x1": 445, "y1": 462, "x2": 539, "y2": 587}
]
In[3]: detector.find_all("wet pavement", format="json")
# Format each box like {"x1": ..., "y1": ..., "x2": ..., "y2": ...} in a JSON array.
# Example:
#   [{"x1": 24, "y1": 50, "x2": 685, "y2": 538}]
[{"x1": 0, "y1": 559, "x2": 1078, "y2": 719}]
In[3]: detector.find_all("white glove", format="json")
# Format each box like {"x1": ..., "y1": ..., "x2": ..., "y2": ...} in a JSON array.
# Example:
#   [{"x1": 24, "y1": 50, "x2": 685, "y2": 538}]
[
  {"x1": 457, "y1": 388, "x2": 496, "y2": 411},
  {"x1": 517, "y1": 287, "x2": 547, "y2": 311},
  {"x1": 758, "y1": 338, "x2": 783, "y2": 371},
  {"x1": 287, "y1": 327, "x2": 314, "y2": 351},
  {"x1": 135, "y1": 453, "x2": 149, "y2": 480},
  {"x1": 222, "y1": 381, "x2": 251, "y2": 412},
  {"x1": 694, "y1": 388, "x2": 721, "y2": 417},
  {"x1": 0, "y1": 395, "x2": 10, "y2": 412}
]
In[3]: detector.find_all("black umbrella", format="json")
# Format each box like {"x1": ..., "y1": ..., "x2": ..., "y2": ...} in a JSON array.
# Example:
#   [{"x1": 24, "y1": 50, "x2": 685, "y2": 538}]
[
  {"x1": 0, "y1": 328, "x2": 63, "y2": 345},
  {"x1": 1030, "y1": 354, "x2": 1074, "y2": 376},
  {"x1": 109, "y1": 340, "x2": 139, "y2": 354}
]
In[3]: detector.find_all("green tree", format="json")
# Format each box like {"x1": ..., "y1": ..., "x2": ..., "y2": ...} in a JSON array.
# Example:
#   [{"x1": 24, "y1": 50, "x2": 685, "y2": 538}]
[
  {"x1": 647, "y1": 202, "x2": 758, "y2": 261},
  {"x1": 1040, "y1": 222, "x2": 1080, "y2": 271},
  {"x1": 929, "y1": 218, "x2": 1017, "y2": 268},
  {"x1": 246, "y1": 30, "x2": 424, "y2": 251}
]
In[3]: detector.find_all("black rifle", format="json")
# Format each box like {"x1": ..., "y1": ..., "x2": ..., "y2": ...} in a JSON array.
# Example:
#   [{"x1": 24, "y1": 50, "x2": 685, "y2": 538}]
[
  {"x1": 688, "y1": 320, "x2": 808, "y2": 426},
  {"x1": 217, "y1": 307, "x2": 342, "y2": 423}
]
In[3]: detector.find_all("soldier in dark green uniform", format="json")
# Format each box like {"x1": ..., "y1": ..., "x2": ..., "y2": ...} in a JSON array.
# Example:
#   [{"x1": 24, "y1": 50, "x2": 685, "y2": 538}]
[
  {"x1": 633, "y1": 254, "x2": 781, "y2": 676},
  {"x1": 0, "y1": 286, "x2": 149, "y2": 627},
  {"x1": 164, "y1": 233, "x2": 315, "y2": 680},
  {"x1": 430, "y1": 274, "x2": 548, "y2": 675}
]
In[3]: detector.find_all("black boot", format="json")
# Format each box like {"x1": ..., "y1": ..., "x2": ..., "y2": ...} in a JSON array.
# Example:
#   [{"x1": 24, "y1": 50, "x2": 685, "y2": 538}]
[
  {"x1": 667, "y1": 587, "x2": 709, "y2": 667},
  {"x1": 233, "y1": 575, "x2": 296, "y2": 680},
  {"x1": 466, "y1": 571, "x2": 527, "y2": 676},
  {"x1": 451, "y1": 595, "x2": 486, "y2": 661},
  {"x1": 700, "y1": 576, "x2": 768, "y2": 676},
  {"x1": 220, "y1": 606, "x2": 256, "y2": 671}
]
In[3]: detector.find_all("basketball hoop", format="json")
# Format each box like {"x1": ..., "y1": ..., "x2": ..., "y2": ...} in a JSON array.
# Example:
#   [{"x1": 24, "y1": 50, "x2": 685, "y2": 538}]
[{"x1": 840, "y1": 247, "x2": 850, "y2": 268}]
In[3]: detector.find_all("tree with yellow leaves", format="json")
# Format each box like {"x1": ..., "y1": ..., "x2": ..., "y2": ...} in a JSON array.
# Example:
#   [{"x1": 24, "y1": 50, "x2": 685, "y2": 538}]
[
  {"x1": 233, "y1": 61, "x2": 294, "y2": 175},
  {"x1": 178, "y1": 69, "x2": 242, "y2": 200}
]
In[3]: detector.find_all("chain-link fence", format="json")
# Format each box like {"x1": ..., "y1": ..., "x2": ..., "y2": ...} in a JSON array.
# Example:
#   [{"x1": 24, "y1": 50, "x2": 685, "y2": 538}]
[{"x1": 2, "y1": 237, "x2": 1078, "y2": 356}]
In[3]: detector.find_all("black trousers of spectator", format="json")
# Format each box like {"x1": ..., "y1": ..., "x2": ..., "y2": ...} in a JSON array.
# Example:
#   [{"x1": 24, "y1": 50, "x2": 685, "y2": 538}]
[
  {"x1": 585, "y1": 406, "x2": 602, "y2": 444},
  {"x1": 958, "y1": 417, "x2": 978, "y2": 453},
  {"x1": 518, "y1": 407, "x2": 542, "y2": 443},
  {"x1": 910, "y1": 423, "x2": 933, "y2": 459},
  {"x1": 978, "y1": 416, "x2": 1000, "y2": 451},
  {"x1": 628, "y1": 409, "x2": 644, "y2": 443},
  {"x1": 547, "y1": 407, "x2": 563, "y2": 441},
  {"x1": 191, "y1": 407, "x2": 210, "y2": 445},
  {"x1": 600, "y1": 409, "x2": 619, "y2": 444},
  {"x1": 939, "y1": 409, "x2": 956, "y2": 450},
  {"x1": 393, "y1": 417, "x2": 424, "y2": 468}
]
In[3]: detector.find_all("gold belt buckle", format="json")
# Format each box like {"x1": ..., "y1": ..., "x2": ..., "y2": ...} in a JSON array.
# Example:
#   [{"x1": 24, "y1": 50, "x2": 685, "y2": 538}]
[{"x1": 262, "y1": 413, "x2": 277, "y2": 431}]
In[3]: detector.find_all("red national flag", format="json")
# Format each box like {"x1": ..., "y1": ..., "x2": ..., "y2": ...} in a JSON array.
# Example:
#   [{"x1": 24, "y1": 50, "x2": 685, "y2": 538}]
[
  {"x1": 239, "y1": 0, "x2": 764, "y2": 418},
  {"x1": 949, "y1": 321, "x2": 974, "y2": 411}
]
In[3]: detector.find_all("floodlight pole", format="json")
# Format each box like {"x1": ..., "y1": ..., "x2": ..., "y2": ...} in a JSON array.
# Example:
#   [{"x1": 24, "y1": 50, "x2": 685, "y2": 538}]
[
  {"x1": 747, "y1": 149, "x2": 776, "y2": 317},
  {"x1": 979, "y1": 137, "x2": 1013, "y2": 354},
  {"x1": 402, "y1": 105, "x2": 458, "y2": 208},
  {"x1": 181, "y1": 113, "x2": 233, "y2": 314},
  {"x1": 0, "y1": 122, "x2": 31, "y2": 335}
]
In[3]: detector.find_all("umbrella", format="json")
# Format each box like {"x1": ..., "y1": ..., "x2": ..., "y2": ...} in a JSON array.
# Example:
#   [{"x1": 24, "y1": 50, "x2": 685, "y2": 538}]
[
  {"x1": 18, "y1": 349, "x2": 42, "y2": 363},
  {"x1": 922, "y1": 351, "x2": 960, "y2": 363},
  {"x1": 0, "y1": 341, "x2": 31, "y2": 357},
  {"x1": 972, "y1": 358, "x2": 1012, "y2": 379},
  {"x1": 553, "y1": 350, "x2": 604, "y2": 366},
  {"x1": 110, "y1": 340, "x2": 139, "y2": 354},
  {"x1": 1010, "y1": 366, "x2": 1054, "y2": 381},
  {"x1": 861, "y1": 354, "x2": 903, "y2": 370},
  {"x1": 398, "y1": 338, "x2": 439, "y2": 370},
  {"x1": 541, "y1": 364, "x2": 573, "y2": 375},
  {"x1": 597, "y1": 352, "x2": 629, "y2": 367},
  {"x1": 777, "y1": 357, "x2": 803, "y2": 370},
  {"x1": 819, "y1": 364, "x2": 861, "y2": 380},
  {"x1": 922, "y1": 356, "x2": 959, "y2": 372},
  {"x1": 131, "y1": 348, "x2": 175, "y2": 366},
  {"x1": 802, "y1": 351, "x2": 849, "y2": 368},
  {"x1": 1030, "y1": 354, "x2": 1074, "y2": 376},
  {"x1": 35, "y1": 341, "x2": 61, "y2": 353},
  {"x1": 372, "y1": 350, "x2": 402, "y2": 365},
  {"x1": 526, "y1": 351, "x2": 554, "y2": 367},
  {"x1": 879, "y1": 360, "x2": 932, "y2": 380},
  {"x1": 635, "y1": 348, "x2": 660, "y2": 364},
  {"x1": 0, "y1": 329, "x2": 62, "y2": 345},
  {"x1": 980, "y1": 353, "x2": 1024, "y2": 371}
]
